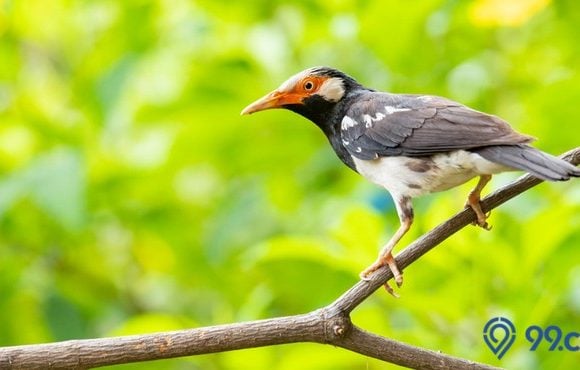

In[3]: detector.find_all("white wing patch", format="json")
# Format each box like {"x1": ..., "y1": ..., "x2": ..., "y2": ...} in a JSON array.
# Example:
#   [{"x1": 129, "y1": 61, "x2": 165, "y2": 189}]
[
  {"x1": 362, "y1": 112, "x2": 386, "y2": 128},
  {"x1": 385, "y1": 105, "x2": 411, "y2": 114},
  {"x1": 341, "y1": 116, "x2": 359, "y2": 130},
  {"x1": 342, "y1": 105, "x2": 414, "y2": 152}
]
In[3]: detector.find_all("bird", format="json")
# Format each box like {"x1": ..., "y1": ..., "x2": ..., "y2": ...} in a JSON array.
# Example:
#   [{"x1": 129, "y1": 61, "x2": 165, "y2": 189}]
[{"x1": 241, "y1": 66, "x2": 580, "y2": 294}]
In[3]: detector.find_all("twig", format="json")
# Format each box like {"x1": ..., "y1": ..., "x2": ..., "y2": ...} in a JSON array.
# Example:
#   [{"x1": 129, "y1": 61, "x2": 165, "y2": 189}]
[{"x1": 1, "y1": 147, "x2": 578, "y2": 370}]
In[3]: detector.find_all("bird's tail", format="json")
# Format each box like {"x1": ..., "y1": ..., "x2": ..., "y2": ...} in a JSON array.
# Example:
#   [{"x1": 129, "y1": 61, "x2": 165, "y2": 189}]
[{"x1": 474, "y1": 144, "x2": 580, "y2": 181}]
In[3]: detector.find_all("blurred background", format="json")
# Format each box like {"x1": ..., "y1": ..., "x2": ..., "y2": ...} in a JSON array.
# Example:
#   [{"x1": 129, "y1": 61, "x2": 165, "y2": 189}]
[{"x1": 0, "y1": 0, "x2": 578, "y2": 369}]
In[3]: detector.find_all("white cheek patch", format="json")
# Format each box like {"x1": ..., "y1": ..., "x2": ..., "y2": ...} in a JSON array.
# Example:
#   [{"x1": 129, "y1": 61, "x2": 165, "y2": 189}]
[{"x1": 318, "y1": 77, "x2": 345, "y2": 102}]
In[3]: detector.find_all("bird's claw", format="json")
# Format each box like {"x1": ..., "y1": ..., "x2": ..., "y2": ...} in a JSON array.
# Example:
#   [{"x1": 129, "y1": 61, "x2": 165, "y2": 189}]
[
  {"x1": 359, "y1": 264, "x2": 380, "y2": 280},
  {"x1": 467, "y1": 199, "x2": 492, "y2": 230},
  {"x1": 479, "y1": 221, "x2": 492, "y2": 231},
  {"x1": 471, "y1": 210, "x2": 492, "y2": 230},
  {"x1": 360, "y1": 255, "x2": 403, "y2": 297},
  {"x1": 359, "y1": 274, "x2": 372, "y2": 282},
  {"x1": 384, "y1": 282, "x2": 400, "y2": 298}
]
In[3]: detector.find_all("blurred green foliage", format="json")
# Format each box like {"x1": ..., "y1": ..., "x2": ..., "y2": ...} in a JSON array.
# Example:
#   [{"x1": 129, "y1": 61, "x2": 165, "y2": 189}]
[{"x1": 0, "y1": 0, "x2": 579, "y2": 369}]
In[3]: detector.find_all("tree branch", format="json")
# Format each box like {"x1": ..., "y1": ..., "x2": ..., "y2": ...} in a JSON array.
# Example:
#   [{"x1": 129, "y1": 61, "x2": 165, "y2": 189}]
[{"x1": 1, "y1": 147, "x2": 578, "y2": 370}]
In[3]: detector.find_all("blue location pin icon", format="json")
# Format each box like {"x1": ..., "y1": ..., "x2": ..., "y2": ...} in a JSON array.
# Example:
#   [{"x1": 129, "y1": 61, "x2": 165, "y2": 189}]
[{"x1": 483, "y1": 317, "x2": 516, "y2": 359}]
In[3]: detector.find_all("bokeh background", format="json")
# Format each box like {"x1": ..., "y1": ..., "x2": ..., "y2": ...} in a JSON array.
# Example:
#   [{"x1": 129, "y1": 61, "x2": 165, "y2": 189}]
[{"x1": 0, "y1": 0, "x2": 578, "y2": 369}]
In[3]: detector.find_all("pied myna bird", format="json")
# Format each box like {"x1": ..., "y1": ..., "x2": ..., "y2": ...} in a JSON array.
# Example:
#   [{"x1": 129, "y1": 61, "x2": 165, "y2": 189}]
[{"x1": 241, "y1": 66, "x2": 580, "y2": 294}]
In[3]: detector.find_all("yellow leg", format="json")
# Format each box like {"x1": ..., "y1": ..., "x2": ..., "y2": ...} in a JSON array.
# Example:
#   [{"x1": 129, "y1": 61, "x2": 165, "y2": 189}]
[
  {"x1": 360, "y1": 195, "x2": 412, "y2": 295},
  {"x1": 466, "y1": 174, "x2": 492, "y2": 230}
]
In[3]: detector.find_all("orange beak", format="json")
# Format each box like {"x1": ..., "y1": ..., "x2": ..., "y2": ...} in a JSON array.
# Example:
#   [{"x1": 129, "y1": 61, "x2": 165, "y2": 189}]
[{"x1": 241, "y1": 90, "x2": 304, "y2": 115}]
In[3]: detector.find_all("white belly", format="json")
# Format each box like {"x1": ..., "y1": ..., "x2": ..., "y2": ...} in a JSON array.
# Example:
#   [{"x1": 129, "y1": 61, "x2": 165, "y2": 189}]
[{"x1": 353, "y1": 150, "x2": 510, "y2": 198}]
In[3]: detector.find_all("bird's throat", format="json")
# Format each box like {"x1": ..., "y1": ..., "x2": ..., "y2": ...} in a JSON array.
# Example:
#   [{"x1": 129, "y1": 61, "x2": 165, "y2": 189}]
[
  {"x1": 285, "y1": 95, "x2": 336, "y2": 125},
  {"x1": 285, "y1": 97, "x2": 357, "y2": 172}
]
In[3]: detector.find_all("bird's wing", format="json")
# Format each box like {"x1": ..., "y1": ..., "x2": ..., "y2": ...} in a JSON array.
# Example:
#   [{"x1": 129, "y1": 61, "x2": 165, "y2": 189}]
[{"x1": 340, "y1": 93, "x2": 534, "y2": 159}]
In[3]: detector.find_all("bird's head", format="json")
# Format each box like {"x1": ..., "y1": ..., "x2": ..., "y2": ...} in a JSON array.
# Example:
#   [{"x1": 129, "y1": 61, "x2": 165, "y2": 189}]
[{"x1": 241, "y1": 67, "x2": 361, "y2": 124}]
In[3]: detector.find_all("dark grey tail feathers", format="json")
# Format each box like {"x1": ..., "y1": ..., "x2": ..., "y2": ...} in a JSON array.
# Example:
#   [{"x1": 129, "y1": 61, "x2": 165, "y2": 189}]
[{"x1": 474, "y1": 144, "x2": 580, "y2": 181}]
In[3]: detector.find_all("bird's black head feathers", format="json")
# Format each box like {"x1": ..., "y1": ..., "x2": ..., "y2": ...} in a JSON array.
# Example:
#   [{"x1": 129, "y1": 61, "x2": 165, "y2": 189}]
[
  {"x1": 282, "y1": 66, "x2": 365, "y2": 127},
  {"x1": 307, "y1": 66, "x2": 363, "y2": 91}
]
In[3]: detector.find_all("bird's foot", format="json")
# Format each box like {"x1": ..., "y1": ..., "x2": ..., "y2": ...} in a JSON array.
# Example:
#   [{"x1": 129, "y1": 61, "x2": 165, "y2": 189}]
[
  {"x1": 466, "y1": 175, "x2": 493, "y2": 230},
  {"x1": 466, "y1": 198, "x2": 492, "y2": 230},
  {"x1": 359, "y1": 254, "x2": 403, "y2": 297},
  {"x1": 473, "y1": 210, "x2": 492, "y2": 230},
  {"x1": 469, "y1": 209, "x2": 492, "y2": 230}
]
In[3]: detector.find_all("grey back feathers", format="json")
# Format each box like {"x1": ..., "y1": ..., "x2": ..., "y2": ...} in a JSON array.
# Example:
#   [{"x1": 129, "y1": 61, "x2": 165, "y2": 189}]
[{"x1": 340, "y1": 93, "x2": 533, "y2": 159}]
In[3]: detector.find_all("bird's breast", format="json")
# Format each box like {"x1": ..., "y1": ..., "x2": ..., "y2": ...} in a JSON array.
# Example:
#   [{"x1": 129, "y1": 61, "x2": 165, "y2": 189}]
[{"x1": 352, "y1": 150, "x2": 509, "y2": 198}]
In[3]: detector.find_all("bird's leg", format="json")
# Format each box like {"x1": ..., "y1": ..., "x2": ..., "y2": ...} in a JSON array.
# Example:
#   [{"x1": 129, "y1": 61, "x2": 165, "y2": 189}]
[
  {"x1": 465, "y1": 174, "x2": 492, "y2": 230},
  {"x1": 360, "y1": 196, "x2": 413, "y2": 294}
]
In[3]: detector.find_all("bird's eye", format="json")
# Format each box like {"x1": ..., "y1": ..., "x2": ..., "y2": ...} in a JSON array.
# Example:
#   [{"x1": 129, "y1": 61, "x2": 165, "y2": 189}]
[{"x1": 303, "y1": 80, "x2": 315, "y2": 91}]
